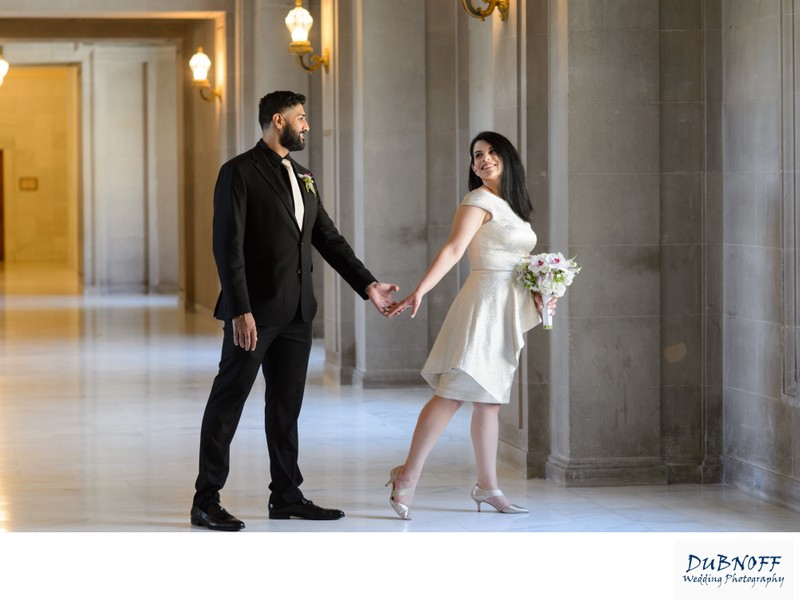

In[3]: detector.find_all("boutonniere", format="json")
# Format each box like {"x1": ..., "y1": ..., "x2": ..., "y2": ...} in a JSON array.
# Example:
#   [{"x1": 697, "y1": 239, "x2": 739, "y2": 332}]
[{"x1": 299, "y1": 173, "x2": 317, "y2": 196}]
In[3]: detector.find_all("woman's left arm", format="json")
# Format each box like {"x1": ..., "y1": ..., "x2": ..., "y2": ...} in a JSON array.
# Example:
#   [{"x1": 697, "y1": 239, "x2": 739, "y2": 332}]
[{"x1": 389, "y1": 204, "x2": 488, "y2": 318}]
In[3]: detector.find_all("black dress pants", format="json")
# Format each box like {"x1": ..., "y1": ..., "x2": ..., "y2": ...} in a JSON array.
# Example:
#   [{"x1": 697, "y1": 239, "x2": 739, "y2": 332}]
[{"x1": 193, "y1": 313, "x2": 312, "y2": 509}]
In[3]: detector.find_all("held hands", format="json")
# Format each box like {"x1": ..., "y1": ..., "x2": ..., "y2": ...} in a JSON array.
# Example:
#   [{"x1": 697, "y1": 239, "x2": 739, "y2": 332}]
[
  {"x1": 387, "y1": 291, "x2": 424, "y2": 318},
  {"x1": 367, "y1": 281, "x2": 401, "y2": 317}
]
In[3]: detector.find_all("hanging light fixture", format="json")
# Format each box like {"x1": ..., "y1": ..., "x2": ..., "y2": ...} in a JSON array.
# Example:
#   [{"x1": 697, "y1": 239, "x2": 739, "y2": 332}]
[
  {"x1": 189, "y1": 47, "x2": 221, "y2": 102},
  {"x1": 285, "y1": 0, "x2": 329, "y2": 73},
  {"x1": 460, "y1": 0, "x2": 509, "y2": 21},
  {"x1": 0, "y1": 46, "x2": 10, "y2": 87}
]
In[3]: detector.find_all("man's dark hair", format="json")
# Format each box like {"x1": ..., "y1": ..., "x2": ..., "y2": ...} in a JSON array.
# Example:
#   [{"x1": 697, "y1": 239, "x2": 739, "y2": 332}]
[
  {"x1": 467, "y1": 131, "x2": 533, "y2": 222},
  {"x1": 258, "y1": 91, "x2": 307, "y2": 130}
]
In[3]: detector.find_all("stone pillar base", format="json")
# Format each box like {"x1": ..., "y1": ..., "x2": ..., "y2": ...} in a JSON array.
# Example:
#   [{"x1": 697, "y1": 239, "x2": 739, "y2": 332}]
[
  {"x1": 498, "y1": 441, "x2": 531, "y2": 477},
  {"x1": 324, "y1": 362, "x2": 428, "y2": 388},
  {"x1": 352, "y1": 369, "x2": 428, "y2": 389},
  {"x1": 324, "y1": 361, "x2": 357, "y2": 386},
  {"x1": 545, "y1": 455, "x2": 668, "y2": 487},
  {"x1": 498, "y1": 441, "x2": 550, "y2": 479},
  {"x1": 666, "y1": 459, "x2": 723, "y2": 484}
]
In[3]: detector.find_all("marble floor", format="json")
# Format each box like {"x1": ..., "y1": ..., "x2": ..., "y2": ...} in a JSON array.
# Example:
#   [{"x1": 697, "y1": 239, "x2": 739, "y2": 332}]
[{"x1": 1, "y1": 263, "x2": 798, "y2": 604}]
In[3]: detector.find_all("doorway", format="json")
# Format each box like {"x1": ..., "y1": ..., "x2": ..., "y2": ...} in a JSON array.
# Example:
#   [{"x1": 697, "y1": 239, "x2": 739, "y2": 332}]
[
  {"x1": 0, "y1": 65, "x2": 79, "y2": 278},
  {"x1": 1, "y1": 44, "x2": 179, "y2": 294}
]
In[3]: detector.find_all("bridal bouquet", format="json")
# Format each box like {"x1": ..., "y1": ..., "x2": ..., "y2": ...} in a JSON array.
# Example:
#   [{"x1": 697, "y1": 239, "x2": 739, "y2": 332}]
[{"x1": 516, "y1": 253, "x2": 581, "y2": 330}]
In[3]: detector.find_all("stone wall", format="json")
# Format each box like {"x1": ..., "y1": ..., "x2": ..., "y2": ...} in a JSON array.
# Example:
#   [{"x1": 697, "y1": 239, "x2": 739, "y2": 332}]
[{"x1": 721, "y1": 0, "x2": 800, "y2": 511}]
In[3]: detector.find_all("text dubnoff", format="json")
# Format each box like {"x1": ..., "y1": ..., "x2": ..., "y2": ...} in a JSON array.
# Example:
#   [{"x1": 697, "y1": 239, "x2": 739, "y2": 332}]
[
  {"x1": 683, "y1": 553, "x2": 784, "y2": 589},
  {"x1": 675, "y1": 542, "x2": 794, "y2": 599}
]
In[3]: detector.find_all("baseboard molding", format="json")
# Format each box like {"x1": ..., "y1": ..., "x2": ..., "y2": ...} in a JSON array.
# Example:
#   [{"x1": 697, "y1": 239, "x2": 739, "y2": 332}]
[
  {"x1": 723, "y1": 456, "x2": 800, "y2": 514},
  {"x1": 545, "y1": 454, "x2": 668, "y2": 487}
]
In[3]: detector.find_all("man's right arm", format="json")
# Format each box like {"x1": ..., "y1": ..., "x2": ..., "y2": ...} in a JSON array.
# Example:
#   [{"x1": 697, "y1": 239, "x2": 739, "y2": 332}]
[{"x1": 212, "y1": 162, "x2": 252, "y2": 319}]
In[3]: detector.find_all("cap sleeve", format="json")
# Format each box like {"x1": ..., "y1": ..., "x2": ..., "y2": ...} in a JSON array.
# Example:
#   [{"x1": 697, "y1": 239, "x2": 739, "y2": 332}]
[{"x1": 459, "y1": 188, "x2": 500, "y2": 214}]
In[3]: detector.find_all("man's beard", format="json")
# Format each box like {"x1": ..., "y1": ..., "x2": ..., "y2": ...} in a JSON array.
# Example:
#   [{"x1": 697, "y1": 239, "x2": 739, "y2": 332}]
[{"x1": 280, "y1": 124, "x2": 305, "y2": 152}]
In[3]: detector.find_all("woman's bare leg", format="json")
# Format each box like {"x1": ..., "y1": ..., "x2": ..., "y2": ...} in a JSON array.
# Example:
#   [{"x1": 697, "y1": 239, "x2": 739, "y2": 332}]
[
  {"x1": 470, "y1": 402, "x2": 511, "y2": 510},
  {"x1": 391, "y1": 395, "x2": 463, "y2": 507}
]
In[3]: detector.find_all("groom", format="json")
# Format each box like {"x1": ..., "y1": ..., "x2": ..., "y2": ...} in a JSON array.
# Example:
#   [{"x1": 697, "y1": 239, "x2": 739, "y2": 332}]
[{"x1": 191, "y1": 90, "x2": 398, "y2": 530}]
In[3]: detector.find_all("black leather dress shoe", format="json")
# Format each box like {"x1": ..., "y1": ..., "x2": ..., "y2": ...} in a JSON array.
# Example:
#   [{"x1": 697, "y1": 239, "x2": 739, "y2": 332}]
[
  {"x1": 268, "y1": 498, "x2": 345, "y2": 520},
  {"x1": 191, "y1": 503, "x2": 245, "y2": 531}
]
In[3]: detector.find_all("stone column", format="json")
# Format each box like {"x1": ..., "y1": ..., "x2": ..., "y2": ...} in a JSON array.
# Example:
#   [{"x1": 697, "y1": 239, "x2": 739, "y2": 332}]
[
  {"x1": 516, "y1": 0, "x2": 552, "y2": 477},
  {"x1": 544, "y1": 0, "x2": 668, "y2": 485},
  {"x1": 322, "y1": 0, "x2": 428, "y2": 386},
  {"x1": 659, "y1": 0, "x2": 722, "y2": 483}
]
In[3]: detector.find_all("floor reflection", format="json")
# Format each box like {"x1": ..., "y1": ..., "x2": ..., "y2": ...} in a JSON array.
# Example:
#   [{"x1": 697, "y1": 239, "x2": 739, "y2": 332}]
[{"x1": 0, "y1": 262, "x2": 799, "y2": 533}]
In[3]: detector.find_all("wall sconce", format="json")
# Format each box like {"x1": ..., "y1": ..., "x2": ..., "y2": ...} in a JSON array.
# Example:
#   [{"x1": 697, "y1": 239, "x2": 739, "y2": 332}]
[
  {"x1": 0, "y1": 46, "x2": 9, "y2": 87},
  {"x1": 460, "y1": 0, "x2": 509, "y2": 21},
  {"x1": 189, "y1": 47, "x2": 221, "y2": 102},
  {"x1": 285, "y1": 0, "x2": 329, "y2": 73}
]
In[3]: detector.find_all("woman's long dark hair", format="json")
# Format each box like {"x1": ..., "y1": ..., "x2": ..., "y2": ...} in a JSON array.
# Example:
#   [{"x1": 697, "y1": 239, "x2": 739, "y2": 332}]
[{"x1": 468, "y1": 131, "x2": 533, "y2": 222}]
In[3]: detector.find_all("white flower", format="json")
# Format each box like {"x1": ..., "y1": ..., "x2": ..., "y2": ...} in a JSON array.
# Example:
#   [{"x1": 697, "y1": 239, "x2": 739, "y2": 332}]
[
  {"x1": 516, "y1": 253, "x2": 581, "y2": 298},
  {"x1": 550, "y1": 253, "x2": 573, "y2": 271}
]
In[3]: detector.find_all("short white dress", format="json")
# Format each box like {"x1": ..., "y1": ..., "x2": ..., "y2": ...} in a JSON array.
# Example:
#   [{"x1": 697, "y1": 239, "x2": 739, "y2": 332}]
[{"x1": 421, "y1": 188, "x2": 541, "y2": 404}]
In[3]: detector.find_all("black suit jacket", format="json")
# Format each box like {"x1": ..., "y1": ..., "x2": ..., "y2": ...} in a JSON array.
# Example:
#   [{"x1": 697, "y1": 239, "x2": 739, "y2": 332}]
[{"x1": 212, "y1": 140, "x2": 376, "y2": 325}]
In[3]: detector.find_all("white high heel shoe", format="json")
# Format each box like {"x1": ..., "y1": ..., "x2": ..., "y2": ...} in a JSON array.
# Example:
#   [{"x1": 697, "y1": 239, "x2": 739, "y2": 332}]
[
  {"x1": 385, "y1": 466, "x2": 413, "y2": 520},
  {"x1": 470, "y1": 484, "x2": 528, "y2": 514}
]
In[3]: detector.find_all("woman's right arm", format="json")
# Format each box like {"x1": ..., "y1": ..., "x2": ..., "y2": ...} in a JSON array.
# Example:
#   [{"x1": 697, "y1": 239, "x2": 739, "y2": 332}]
[{"x1": 389, "y1": 204, "x2": 489, "y2": 318}]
